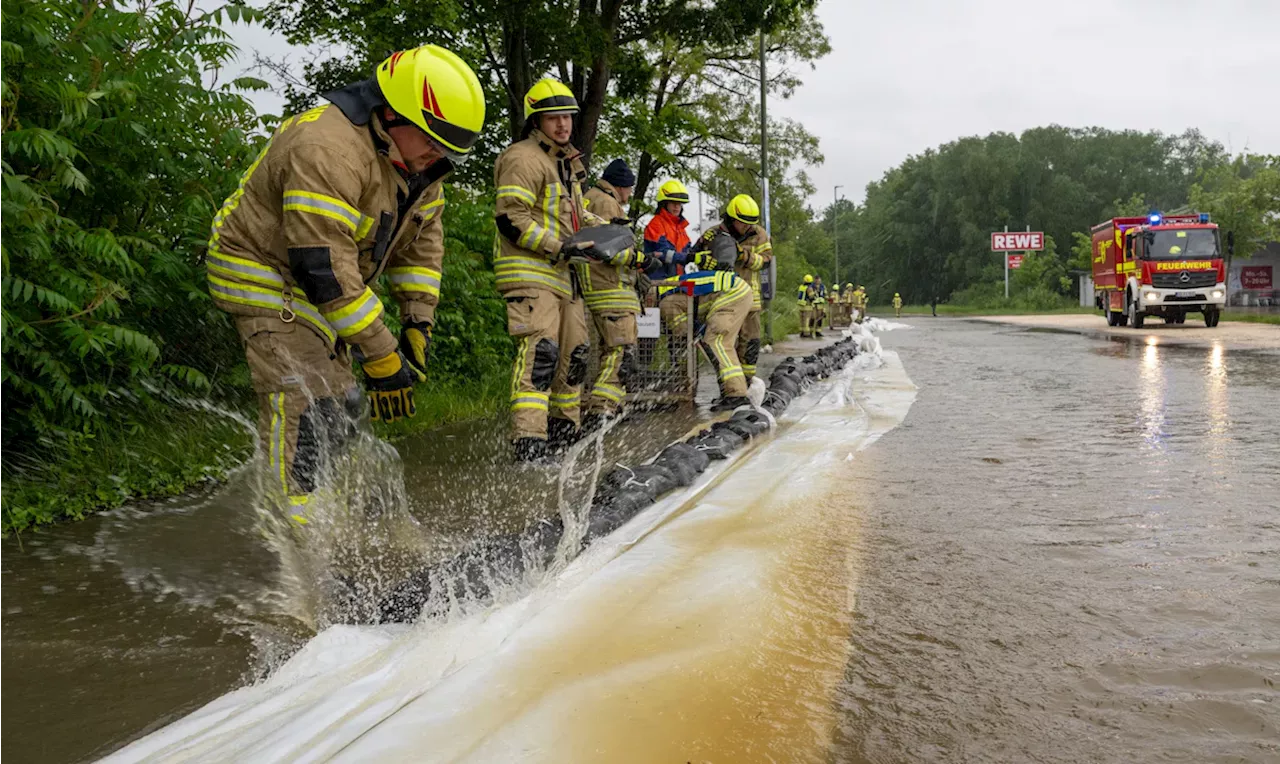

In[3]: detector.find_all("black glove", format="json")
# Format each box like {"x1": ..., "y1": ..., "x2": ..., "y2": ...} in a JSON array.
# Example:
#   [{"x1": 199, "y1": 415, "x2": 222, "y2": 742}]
[
  {"x1": 559, "y1": 239, "x2": 606, "y2": 263},
  {"x1": 399, "y1": 320, "x2": 432, "y2": 379},
  {"x1": 361, "y1": 351, "x2": 419, "y2": 422},
  {"x1": 610, "y1": 216, "x2": 633, "y2": 227}
]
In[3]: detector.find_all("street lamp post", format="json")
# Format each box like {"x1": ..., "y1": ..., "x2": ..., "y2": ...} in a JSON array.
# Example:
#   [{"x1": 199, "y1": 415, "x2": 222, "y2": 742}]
[{"x1": 833, "y1": 185, "x2": 843, "y2": 284}]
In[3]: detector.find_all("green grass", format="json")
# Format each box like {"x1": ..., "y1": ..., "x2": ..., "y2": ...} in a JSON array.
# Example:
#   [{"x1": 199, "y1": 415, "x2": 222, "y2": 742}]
[
  {"x1": 2, "y1": 404, "x2": 256, "y2": 534},
  {"x1": 372, "y1": 372, "x2": 509, "y2": 441},
  {"x1": 2, "y1": 372, "x2": 510, "y2": 535},
  {"x1": 1219, "y1": 312, "x2": 1280, "y2": 325}
]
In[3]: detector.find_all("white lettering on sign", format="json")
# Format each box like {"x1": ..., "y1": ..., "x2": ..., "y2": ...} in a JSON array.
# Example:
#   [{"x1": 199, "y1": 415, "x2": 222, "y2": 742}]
[
  {"x1": 637, "y1": 307, "x2": 661, "y2": 339},
  {"x1": 991, "y1": 231, "x2": 1045, "y2": 251}
]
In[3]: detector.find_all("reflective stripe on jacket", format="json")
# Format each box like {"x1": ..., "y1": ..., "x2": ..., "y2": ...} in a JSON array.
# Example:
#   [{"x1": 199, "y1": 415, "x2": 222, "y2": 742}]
[
  {"x1": 493, "y1": 130, "x2": 601, "y2": 297},
  {"x1": 579, "y1": 181, "x2": 641, "y2": 313},
  {"x1": 736, "y1": 227, "x2": 771, "y2": 310},
  {"x1": 642, "y1": 206, "x2": 691, "y2": 279},
  {"x1": 205, "y1": 84, "x2": 448, "y2": 361}
]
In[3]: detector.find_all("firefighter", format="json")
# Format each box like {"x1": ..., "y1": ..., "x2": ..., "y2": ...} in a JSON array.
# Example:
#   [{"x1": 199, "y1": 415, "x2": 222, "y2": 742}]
[
  {"x1": 682, "y1": 197, "x2": 757, "y2": 409},
  {"x1": 857, "y1": 284, "x2": 868, "y2": 321},
  {"x1": 580, "y1": 159, "x2": 644, "y2": 430},
  {"x1": 733, "y1": 199, "x2": 772, "y2": 383},
  {"x1": 842, "y1": 282, "x2": 855, "y2": 325},
  {"x1": 204, "y1": 45, "x2": 484, "y2": 519},
  {"x1": 494, "y1": 78, "x2": 608, "y2": 462},
  {"x1": 797, "y1": 274, "x2": 815, "y2": 338},
  {"x1": 644, "y1": 180, "x2": 693, "y2": 363},
  {"x1": 812, "y1": 275, "x2": 827, "y2": 338},
  {"x1": 893, "y1": 292, "x2": 903, "y2": 317}
]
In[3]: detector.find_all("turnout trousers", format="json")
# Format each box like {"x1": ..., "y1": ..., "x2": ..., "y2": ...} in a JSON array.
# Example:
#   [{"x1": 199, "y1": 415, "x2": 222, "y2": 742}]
[
  {"x1": 504, "y1": 287, "x2": 590, "y2": 441},
  {"x1": 701, "y1": 289, "x2": 753, "y2": 399},
  {"x1": 237, "y1": 316, "x2": 362, "y2": 519},
  {"x1": 735, "y1": 309, "x2": 762, "y2": 383},
  {"x1": 587, "y1": 310, "x2": 638, "y2": 416}
]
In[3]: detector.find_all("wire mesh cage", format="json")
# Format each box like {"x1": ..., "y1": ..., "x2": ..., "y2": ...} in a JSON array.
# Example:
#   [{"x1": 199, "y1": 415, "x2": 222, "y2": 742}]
[{"x1": 582, "y1": 284, "x2": 698, "y2": 407}]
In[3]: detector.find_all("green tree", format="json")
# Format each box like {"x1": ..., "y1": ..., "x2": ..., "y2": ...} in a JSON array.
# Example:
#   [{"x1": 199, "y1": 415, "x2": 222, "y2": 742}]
[
  {"x1": 1190, "y1": 154, "x2": 1280, "y2": 263},
  {"x1": 2, "y1": 0, "x2": 267, "y2": 447}
]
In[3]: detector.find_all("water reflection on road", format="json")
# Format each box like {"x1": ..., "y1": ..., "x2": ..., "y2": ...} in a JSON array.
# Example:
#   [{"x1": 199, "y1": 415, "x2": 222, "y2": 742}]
[{"x1": 834, "y1": 321, "x2": 1279, "y2": 763}]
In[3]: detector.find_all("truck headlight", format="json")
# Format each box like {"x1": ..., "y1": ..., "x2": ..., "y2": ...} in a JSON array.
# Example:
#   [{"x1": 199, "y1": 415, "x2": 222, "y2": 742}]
[
  {"x1": 1211, "y1": 289, "x2": 1224, "y2": 299},
  {"x1": 1144, "y1": 291, "x2": 1159, "y2": 301}
]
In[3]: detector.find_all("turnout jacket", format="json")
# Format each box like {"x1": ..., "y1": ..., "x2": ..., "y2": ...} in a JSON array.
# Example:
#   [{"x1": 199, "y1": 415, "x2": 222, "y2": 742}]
[
  {"x1": 735, "y1": 226, "x2": 772, "y2": 311},
  {"x1": 493, "y1": 129, "x2": 604, "y2": 297},
  {"x1": 579, "y1": 180, "x2": 643, "y2": 313},
  {"x1": 206, "y1": 80, "x2": 448, "y2": 362}
]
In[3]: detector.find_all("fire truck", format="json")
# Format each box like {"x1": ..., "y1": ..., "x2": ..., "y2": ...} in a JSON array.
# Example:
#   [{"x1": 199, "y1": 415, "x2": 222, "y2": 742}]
[{"x1": 1091, "y1": 212, "x2": 1230, "y2": 328}]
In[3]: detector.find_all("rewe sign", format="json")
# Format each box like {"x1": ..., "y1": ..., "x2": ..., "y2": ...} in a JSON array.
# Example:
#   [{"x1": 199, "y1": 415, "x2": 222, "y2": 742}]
[
  {"x1": 1007, "y1": 254, "x2": 1024, "y2": 270},
  {"x1": 991, "y1": 231, "x2": 1044, "y2": 251}
]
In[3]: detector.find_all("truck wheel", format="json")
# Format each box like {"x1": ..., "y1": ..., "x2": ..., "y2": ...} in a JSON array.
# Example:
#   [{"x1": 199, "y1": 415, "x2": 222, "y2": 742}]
[
  {"x1": 1129, "y1": 296, "x2": 1144, "y2": 329},
  {"x1": 1175, "y1": 314, "x2": 1186, "y2": 324},
  {"x1": 1204, "y1": 308, "x2": 1220, "y2": 327}
]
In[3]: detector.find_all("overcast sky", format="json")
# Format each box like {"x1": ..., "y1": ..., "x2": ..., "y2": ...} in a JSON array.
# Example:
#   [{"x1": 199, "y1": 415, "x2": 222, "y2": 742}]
[{"x1": 231, "y1": 0, "x2": 1280, "y2": 210}]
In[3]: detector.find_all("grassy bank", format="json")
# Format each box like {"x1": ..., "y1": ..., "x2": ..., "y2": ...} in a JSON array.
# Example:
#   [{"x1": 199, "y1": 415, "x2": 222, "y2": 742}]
[{"x1": 1, "y1": 373, "x2": 508, "y2": 535}]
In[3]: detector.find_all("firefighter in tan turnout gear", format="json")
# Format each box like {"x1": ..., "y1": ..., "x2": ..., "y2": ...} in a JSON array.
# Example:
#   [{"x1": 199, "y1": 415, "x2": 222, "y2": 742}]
[
  {"x1": 494, "y1": 79, "x2": 607, "y2": 462},
  {"x1": 685, "y1": 195, "x2": 759, "y2": 410},
  {"x1": 581, "y1": 159, "x2": 643, "y2": 431},
  {"x1": 205, "y1": 45, "x2": 484, "y2": 518},
  {"x1": 735, "y1": 212, "x2": 772, "y2": 383}
]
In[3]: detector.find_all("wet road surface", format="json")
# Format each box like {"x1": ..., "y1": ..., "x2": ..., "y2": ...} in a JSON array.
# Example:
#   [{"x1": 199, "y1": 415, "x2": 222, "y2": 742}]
[
  {"x1": 835, "y1": 319, "x2": 1279, "y2": 763},
  {"x1": 3, "y1": 319, "x2": 1278, "y2": 762}
]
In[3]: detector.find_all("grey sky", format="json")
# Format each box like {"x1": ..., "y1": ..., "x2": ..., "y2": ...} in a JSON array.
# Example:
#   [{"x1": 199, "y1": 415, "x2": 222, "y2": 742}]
[
  {"x1": 789, "y1": 0, "x2": 1280, "y2": 206},
  {"x1": 231, "y1": 0, "x2": 1280, "y2": 210}
]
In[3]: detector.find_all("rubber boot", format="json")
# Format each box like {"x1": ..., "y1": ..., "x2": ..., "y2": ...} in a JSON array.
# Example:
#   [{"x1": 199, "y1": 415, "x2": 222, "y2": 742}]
[
  {"x1": 711, "y1": 396, "x2": 750, "y2": 412},
  {"x1": 513, "y1": 437, "x2": 549, "y2": 463},
  {"x1": 546, "y1": 416, "x2": 581, "y2": 456}
]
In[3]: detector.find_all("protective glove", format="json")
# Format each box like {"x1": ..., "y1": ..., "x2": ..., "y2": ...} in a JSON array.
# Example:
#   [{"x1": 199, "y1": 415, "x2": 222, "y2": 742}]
[
  {"x1": 610, "y1": 216, "x2": 633, "y2": 227},
  {"x1": 555, "y1": 239, "x2": 598, "y2": 264},
  {"x1": 362, "y1": 350, "x2": 420, "y2": 422},
  {"x1": 399, "y1": 320, "x2": 432, "y2": 379}
]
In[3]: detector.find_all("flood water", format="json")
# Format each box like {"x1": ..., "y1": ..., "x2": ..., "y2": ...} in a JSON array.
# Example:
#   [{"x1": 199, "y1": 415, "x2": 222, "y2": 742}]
[
  {"x1": 3, "y1": 319, "x2": 1278, "y2": 762},
  {"x1": 834, "y1": 321, "x2": 1280, "y2": 763}
]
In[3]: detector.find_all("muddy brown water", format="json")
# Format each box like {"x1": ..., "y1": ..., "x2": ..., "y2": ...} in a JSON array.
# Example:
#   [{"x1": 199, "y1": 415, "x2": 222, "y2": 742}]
[{"x1": 4, "y1": 321, "x2": 1279, "y2": 763}]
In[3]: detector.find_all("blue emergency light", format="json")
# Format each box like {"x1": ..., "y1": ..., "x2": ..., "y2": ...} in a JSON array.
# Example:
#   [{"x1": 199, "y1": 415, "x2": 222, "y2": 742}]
[
  {"x1": 1199, "y1": 212, "x2": 1210, "y2": 223},
  {"x1": 1148, "y1": 211, "x2": 1162, "y2": 225}
]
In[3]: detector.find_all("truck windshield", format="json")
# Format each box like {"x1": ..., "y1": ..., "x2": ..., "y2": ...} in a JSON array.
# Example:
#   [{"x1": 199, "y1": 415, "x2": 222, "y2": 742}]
[{"x1": 1146, "y1": 229, "x2": 1218, "y2": 260}]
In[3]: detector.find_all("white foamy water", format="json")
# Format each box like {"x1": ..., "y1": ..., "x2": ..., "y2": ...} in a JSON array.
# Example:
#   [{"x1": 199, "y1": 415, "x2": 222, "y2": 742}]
[{"x1": 103, "y1": 336, "x2": 917, "y2": 763}]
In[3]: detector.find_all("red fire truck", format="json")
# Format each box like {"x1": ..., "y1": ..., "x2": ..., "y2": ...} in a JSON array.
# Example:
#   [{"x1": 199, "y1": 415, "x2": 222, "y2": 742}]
[{"x1": 1091, "y1": 212, "x2": 1229, "y2": 328}]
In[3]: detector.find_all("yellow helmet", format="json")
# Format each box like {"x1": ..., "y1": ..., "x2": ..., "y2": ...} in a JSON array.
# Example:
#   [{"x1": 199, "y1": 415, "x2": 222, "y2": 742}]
[
  {"x1": 725, "y1": 194, "x2": 761, "y2": 225},
  {"x1": 656, "y1": 180, "x2": 690, "y2": 204},
  {"x1": 803, "y1": 274, "x2": 814, "y2": 284},
  {"x1": 858, "y1": 285, "x2": 865, "y2": 290},
  {"x1": 895, "y1": 292, "x2": 900, "y2": 297},
  {"x1": 524, "y1": 79, "x2": 579, "y2": 121},
  {"x1": 845, "y1": 283, "x2": 853, "y2": 288},
  {"x1": 376, "y1": 45, "x2": 485, "y2": 159}
]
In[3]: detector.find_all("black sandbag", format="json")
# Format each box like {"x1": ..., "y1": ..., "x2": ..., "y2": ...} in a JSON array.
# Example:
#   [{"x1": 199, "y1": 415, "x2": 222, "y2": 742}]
[
  {"x1": 656, "y1": 442, "x2": 709, "y2": 472},
  {"x1": 562, "y1": 223, "x2": 636, "y2": 261},
  {"x1": 627, "y1": 463, "x2": 679, "y2": 496},
  {"x1": 689, "y1": 432, "x2": 735, "y2": 459},
  {"x1": 586, "y1": 487, "x2": 654, "y2": 540},
  {"x1": 732, "y1": 409, "x2": 772, "y2": 431},
  {"x1": 654, "y1": 456, "x2": 699, "y2": 486},
  {"x1": 726, "y1": 411, "x2": 769, "y2": 436},
  {"x1": 712, "y1": 419, "x2": 757, "y2": 440}
]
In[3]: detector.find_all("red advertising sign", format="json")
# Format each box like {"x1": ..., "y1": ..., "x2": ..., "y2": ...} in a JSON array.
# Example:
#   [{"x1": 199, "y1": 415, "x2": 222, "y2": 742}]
[
  {"x1": 1007, "y1": 254, "x2": 1024, "y2": 269},
  {"x1": 1241, "y1": 265, "x2": 1273, "y2": 289},
  {"x1": 991, "y1": 231, "x2": 1044, "y2": 251}
]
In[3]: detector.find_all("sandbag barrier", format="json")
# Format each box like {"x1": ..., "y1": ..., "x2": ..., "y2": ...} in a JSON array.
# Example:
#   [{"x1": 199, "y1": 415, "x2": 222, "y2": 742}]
[{"x1": 378, "y1": 337, "x2": 861, "y2": 623}]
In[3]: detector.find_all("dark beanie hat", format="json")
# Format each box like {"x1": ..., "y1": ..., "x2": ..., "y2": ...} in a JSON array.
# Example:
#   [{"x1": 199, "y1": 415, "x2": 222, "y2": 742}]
[{"x1": 602, "y1": 158, "x2": 636, "y2": 188}]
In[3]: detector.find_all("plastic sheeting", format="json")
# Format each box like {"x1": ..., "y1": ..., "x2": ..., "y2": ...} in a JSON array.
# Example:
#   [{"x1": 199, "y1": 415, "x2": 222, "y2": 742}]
[{"x1": 104, "y1": 339, "x2": 917, "y2": 764}]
